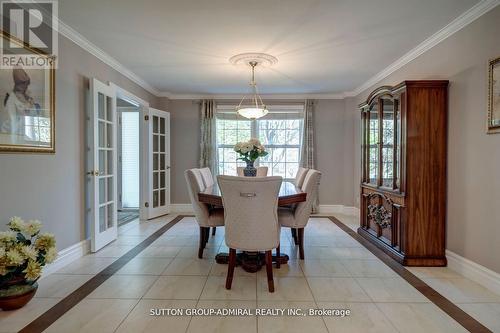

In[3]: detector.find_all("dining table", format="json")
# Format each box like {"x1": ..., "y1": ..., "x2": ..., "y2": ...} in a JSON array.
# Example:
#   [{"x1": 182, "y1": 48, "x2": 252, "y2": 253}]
[{"x1": 198, "y1": 181, "x2": 306, "y2": 272}]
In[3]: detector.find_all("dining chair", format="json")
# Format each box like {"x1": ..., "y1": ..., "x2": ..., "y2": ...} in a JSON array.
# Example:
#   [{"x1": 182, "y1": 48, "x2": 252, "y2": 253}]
[
  {"x1": 185, "y1": 169, "x2": 225, "y2": 258},
  {"x1": 294, "y1": 167, "x2": 309, "y2": 187},
  {"x1": 237, "y1": 166, "x2": 269, "y2": 177},
  {"x1": 278, "y1": 169, "x2": 321, "y2": 259},
  {"x1": 199, "y1": 167, "x2": 214, "y2": 188},
  {"x1": 198, "y1": 167, "x2": 219, "y2": 235},
  {"x1": 218, "y1": 175, "x2": 282, "y2": 292}
]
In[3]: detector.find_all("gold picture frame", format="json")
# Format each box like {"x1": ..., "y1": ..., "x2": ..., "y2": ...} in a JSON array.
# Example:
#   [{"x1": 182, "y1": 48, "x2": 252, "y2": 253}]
[
  {"x1": 487, "y1": 56, "x2": 500, "y2": 134},
  {"x1": 0, "y1": 30, "x2": 55, "y2": 153}
]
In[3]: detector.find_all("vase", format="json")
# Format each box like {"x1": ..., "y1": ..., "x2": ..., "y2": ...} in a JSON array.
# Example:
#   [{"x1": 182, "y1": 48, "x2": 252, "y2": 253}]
[
  {"x1": 243, "y1": 161, "x2": 257, "y2": 177},
  {"x1": 0, "y1": 281, "x2": 38, "y2": 311}
]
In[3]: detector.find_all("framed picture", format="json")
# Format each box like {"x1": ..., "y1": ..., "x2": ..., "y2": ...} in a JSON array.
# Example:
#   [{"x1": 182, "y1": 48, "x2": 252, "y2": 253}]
[
  {"x1": 0, "y1": 31, "x2": 55, "y2": 152},
  {"x1": 488, "y1": 56, "x2": 500, "y2": 134}
]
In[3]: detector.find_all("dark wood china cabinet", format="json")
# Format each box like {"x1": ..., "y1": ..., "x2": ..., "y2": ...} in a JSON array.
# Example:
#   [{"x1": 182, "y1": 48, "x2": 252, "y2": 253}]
[{"x1": 359, "y1": 80, "x2": 448, "y2": 266}]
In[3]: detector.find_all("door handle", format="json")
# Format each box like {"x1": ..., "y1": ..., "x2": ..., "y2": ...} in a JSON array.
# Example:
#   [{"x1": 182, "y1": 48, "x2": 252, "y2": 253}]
[
  {"x1": 166, "y1": 166, "x2": 171, "y2": 170},
  {"x1": 86, "y1": 170, "x2": 100, "y2": 176}
]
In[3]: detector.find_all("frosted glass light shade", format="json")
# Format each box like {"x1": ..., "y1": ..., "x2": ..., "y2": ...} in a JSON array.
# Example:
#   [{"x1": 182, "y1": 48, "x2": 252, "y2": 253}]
[{"x1": 237, "y1": 107, "x2": 268, "y2": 119}]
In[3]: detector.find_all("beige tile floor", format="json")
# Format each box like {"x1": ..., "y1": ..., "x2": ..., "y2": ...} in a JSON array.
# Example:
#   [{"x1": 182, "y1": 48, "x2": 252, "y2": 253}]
[{"x1": 1, "y1": 213, "x2": 499, "y2": 332}]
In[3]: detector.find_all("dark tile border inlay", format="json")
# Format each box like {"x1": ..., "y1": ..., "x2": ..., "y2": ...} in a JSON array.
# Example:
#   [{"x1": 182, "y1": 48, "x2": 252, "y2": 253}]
[
  {"x1": 20, "y1": 215, "x2": 492, "y2": 333},
  {"x1": 322, "y1": 216, "x2": 492, "y2": 333},
  {"x1": 19, "y1": 214, "x2": 191, "y2": 333}
]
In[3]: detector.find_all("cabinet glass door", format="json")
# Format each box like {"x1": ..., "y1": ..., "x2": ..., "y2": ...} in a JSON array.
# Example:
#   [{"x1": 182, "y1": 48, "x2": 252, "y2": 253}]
[
  {"x1": 381, "y1": 97, "x2": 394, "y2": 188},
  {"x1": 367, "y1": 102, "x2": 379, "y2": 185}
]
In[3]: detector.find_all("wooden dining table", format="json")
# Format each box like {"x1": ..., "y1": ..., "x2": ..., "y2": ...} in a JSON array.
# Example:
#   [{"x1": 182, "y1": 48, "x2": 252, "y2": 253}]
[{"x1": 198, "y1": 181, "x2": 306, "y2": 272}]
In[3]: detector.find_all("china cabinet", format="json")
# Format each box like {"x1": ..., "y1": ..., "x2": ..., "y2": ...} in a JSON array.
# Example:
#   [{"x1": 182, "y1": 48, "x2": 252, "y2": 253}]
[{"x1": 359, "y1": 80, "x2": 448, "y2": 266}]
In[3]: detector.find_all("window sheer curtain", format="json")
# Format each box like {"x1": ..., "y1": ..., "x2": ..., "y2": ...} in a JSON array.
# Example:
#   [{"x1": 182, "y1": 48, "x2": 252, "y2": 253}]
[
  {"x1": 300, "y1": 99, "x2": 319, "y2": 213},
  {"x1": 199, "y1": 100, "x2": 218, "y2": 175}
]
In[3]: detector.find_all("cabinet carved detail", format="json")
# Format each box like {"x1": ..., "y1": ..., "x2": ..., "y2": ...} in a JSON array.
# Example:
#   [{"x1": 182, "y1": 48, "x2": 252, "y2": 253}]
[{"x1": 366, "y1": 193, "x2": 392, "y2": 229}]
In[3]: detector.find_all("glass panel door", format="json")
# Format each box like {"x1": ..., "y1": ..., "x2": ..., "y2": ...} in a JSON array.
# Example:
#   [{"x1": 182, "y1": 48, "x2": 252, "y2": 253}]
[
  {"x1": 367, "y1": 102, "x2": 379, "y2": 185},
  {"x1": 89, "y1": 79, "x2": 117, "y2": 252},
  {"x1": 381, "y1": 97, "x2": 394, "y2": 188},
  {"x1": 147, "y1": 108, "x2": 170, "y2": 219}
]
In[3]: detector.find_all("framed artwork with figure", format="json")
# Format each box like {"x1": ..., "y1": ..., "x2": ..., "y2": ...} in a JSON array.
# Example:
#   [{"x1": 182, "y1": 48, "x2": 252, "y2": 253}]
[
  {"x1": 488, "y1": 56, "x2": 500, "y2": 134},
  {"x1": 0, "y1": 31, "x2": 55, "y2": 153}
]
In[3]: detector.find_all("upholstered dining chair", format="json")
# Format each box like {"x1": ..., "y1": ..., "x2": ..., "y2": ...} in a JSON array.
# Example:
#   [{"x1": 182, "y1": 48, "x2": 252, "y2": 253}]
[
  {"x1": 236, "y1": 166, "x2": 269, "y2": 177},
  {"x1": 294, "y1": 167, "x2": 309, "y2": 188},
  {"x1": 185, "y1": 169, "x2": 225, "y2": 258},
  {"x1": 199, "y1": 167, "x2": 214, "y2": 188},
  {"x1": 278, "y1": 169, "x2": 321, "y2": 259},
  {"x1": 198, "y1": 167, "x2": 219, "y2": 235},
  {"x1": 218, "y1": 175, "x2": 282, "y2": 292}
]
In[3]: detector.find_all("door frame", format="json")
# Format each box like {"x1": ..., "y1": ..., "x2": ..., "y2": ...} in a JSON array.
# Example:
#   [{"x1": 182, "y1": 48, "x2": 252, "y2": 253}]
[{"x1": 110, "y1": 83, "x2": 150, "y2": 221}]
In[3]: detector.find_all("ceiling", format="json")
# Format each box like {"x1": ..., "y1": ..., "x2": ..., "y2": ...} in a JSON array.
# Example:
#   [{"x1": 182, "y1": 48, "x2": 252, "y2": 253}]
[{"x1": 59, "y1": 0, "x2": 480, "y2": 96}]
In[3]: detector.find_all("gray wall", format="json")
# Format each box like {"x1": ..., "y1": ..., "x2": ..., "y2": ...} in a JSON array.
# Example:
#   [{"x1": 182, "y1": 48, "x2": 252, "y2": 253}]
[
  {"x1": 159, "y1": 99, "x2": 200, "y2": 205},
  {"x1": 351, "y1": 7, "x2": 500, "y2": 273},
  {"x1": 162, "y1": 98, "x2": 355, "y2": 206},
  {"x1": 0, "y1": 35, "x2": 158, "y2": 250}
]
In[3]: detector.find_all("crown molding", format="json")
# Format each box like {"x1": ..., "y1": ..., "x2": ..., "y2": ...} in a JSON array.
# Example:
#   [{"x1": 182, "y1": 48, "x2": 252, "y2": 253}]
[
  {"x1": 164, "y1": 93, "x2": 346, "y2": 100},
  {"x1": 56, "y1": 19, "x2": 161, "y2": 96},
  {"x1": 55, "y1": 0, "x2": 499, "y2": 100},
  {"x1": 346, "y1": 0, "x2": 500, "y2": 97}
]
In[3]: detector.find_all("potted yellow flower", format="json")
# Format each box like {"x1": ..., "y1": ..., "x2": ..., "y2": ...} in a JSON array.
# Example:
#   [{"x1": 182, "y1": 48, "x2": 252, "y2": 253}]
[{"x1": 0, "y1": 217, "x2": 56, "y2": 310}]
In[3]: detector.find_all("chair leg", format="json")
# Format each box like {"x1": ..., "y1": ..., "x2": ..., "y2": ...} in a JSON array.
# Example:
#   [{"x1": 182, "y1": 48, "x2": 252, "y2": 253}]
[
  {"x1": 212, "y1": 227, "x2": 216, "y2": 236},
  {"x1": 298, "y1": 228, "x2": 305, "y2": 260},
  {"x1": 205, "y1": 227, "x2": 210, "y2": 243},
  {"x1": 265, "y1": 250, "x2": 275, "y2": 292},
  {"x1": 291, "y1": 228, "x2": 298, "y2": 244},
  {"x1": 275, "y1": 245, "x2": 280, "y2": 269},
  {"x1": 198, "y1": 227, "x2": 206, "y2": 259},
  {"x1": 226, "y1": 248, "x2": 236, "y2": 290}
]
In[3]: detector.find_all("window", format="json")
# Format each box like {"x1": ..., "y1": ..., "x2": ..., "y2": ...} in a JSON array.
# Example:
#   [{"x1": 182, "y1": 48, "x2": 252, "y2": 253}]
[{"x1": 216, "y1": 105, "x2": 304, "y2": 181}]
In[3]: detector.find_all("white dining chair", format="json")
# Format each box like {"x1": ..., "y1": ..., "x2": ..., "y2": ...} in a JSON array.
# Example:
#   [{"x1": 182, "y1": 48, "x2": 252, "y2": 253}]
[
  {"x1": 199, "y1": 167, "x2": 214, "y2": 188},
  {"x1": 237, "y1": 166, "x2": 268, "y2": 177},
  {"x1": 278, "y1": 169, "x2": 321, "y2": 259},
  {"x1": 294, "y1": 167, "x2": 309, "y2": 188},
  {"x1": 185, "y1": 169, "x2": 225, "y2": 258},
  {"x1": 218, "y1": 175, "x2": 282, "y2": 292}
]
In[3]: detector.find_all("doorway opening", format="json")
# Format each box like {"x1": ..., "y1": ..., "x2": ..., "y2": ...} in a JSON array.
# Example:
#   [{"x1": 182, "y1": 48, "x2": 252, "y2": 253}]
[{"x1": 117, "y1": 98, "x2": 140, "y2": 226}]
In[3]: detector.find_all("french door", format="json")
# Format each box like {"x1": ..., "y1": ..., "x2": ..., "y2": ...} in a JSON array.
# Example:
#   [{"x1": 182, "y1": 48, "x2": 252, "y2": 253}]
[
  {"x1": 89, "y1": 79, "x2": 118, "y2": 252},
  {"x1": 145, "y1": 108, "x2": 170, "y2": 219}
]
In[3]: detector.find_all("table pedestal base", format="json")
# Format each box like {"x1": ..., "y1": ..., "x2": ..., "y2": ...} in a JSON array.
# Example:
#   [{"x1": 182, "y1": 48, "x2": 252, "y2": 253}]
[{"x1": 215, "y1": 251, "x2": 289, "y2": 273}]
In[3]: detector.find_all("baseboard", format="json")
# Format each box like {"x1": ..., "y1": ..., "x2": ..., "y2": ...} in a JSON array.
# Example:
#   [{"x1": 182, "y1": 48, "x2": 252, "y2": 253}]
[
  {"x1": 41, "y1": 239, "x2": 90, "y2": 278},
  {"x1": 446, "y1": 250, "x2": 500, "y2": 295},
  {"x1": 317, "y1": 205, "x2": 359, "y2": 216},
  {"x1": 170, "y1": 204, "x2": 194, "y2": 213}
]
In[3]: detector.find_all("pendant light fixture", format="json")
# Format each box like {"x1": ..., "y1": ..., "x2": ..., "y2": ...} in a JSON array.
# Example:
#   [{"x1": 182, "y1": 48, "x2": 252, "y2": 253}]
[
  {"x1": 230, "y1": 53, "x2": 278, "y2": 120},
  {"x1": 236, "y1": 61, "x2": 268, "y2": 119}
]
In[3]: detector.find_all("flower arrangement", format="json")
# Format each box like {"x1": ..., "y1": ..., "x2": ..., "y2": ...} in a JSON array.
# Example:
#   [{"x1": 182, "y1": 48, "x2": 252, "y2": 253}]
[
  {"x1": 0, "y1": 217, "x2": 56, "y2": 288},
  {"x1": 233, "y1": 138, "x2": 268, "y2": 163}
]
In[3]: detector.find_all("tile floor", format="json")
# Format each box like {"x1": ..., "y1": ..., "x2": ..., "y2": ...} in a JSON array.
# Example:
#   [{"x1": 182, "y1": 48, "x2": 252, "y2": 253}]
[{"x1": 0, "y1": 213, "x2": 499, "y2": 332}]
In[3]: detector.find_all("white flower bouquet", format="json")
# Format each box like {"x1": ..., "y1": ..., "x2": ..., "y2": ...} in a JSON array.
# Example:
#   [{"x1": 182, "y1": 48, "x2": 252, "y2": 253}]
[
  {"x1": 233, "y1": 138, "x2": 268, "y2": 163},
  {"x1": 0, "y1": 217, "x2": 57, "y2": 288}
]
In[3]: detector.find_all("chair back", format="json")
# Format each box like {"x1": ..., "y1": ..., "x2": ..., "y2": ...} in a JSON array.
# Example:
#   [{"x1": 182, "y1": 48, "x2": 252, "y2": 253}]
[
  {"x1": 294, "y1": 169, "x2": 322, "y2": 227},
  {"x1": 218, "y1": 176, "x2": 282, "y2": 251},
  {"x1": 295, "y1": 167, "x2": 309, "y2": 187},
  {"x1": 256, "y1": 166, "x2": 268, "y2": 177},
  {"x1": 184, "y1": 169, "x2": 210, "y2": 226},
  {"x1": 237, "y1": 166, "x2": 268, "y2": 177},
  {"x1": 199, "y1": 167, "x2": 214, "y2": 187}
]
